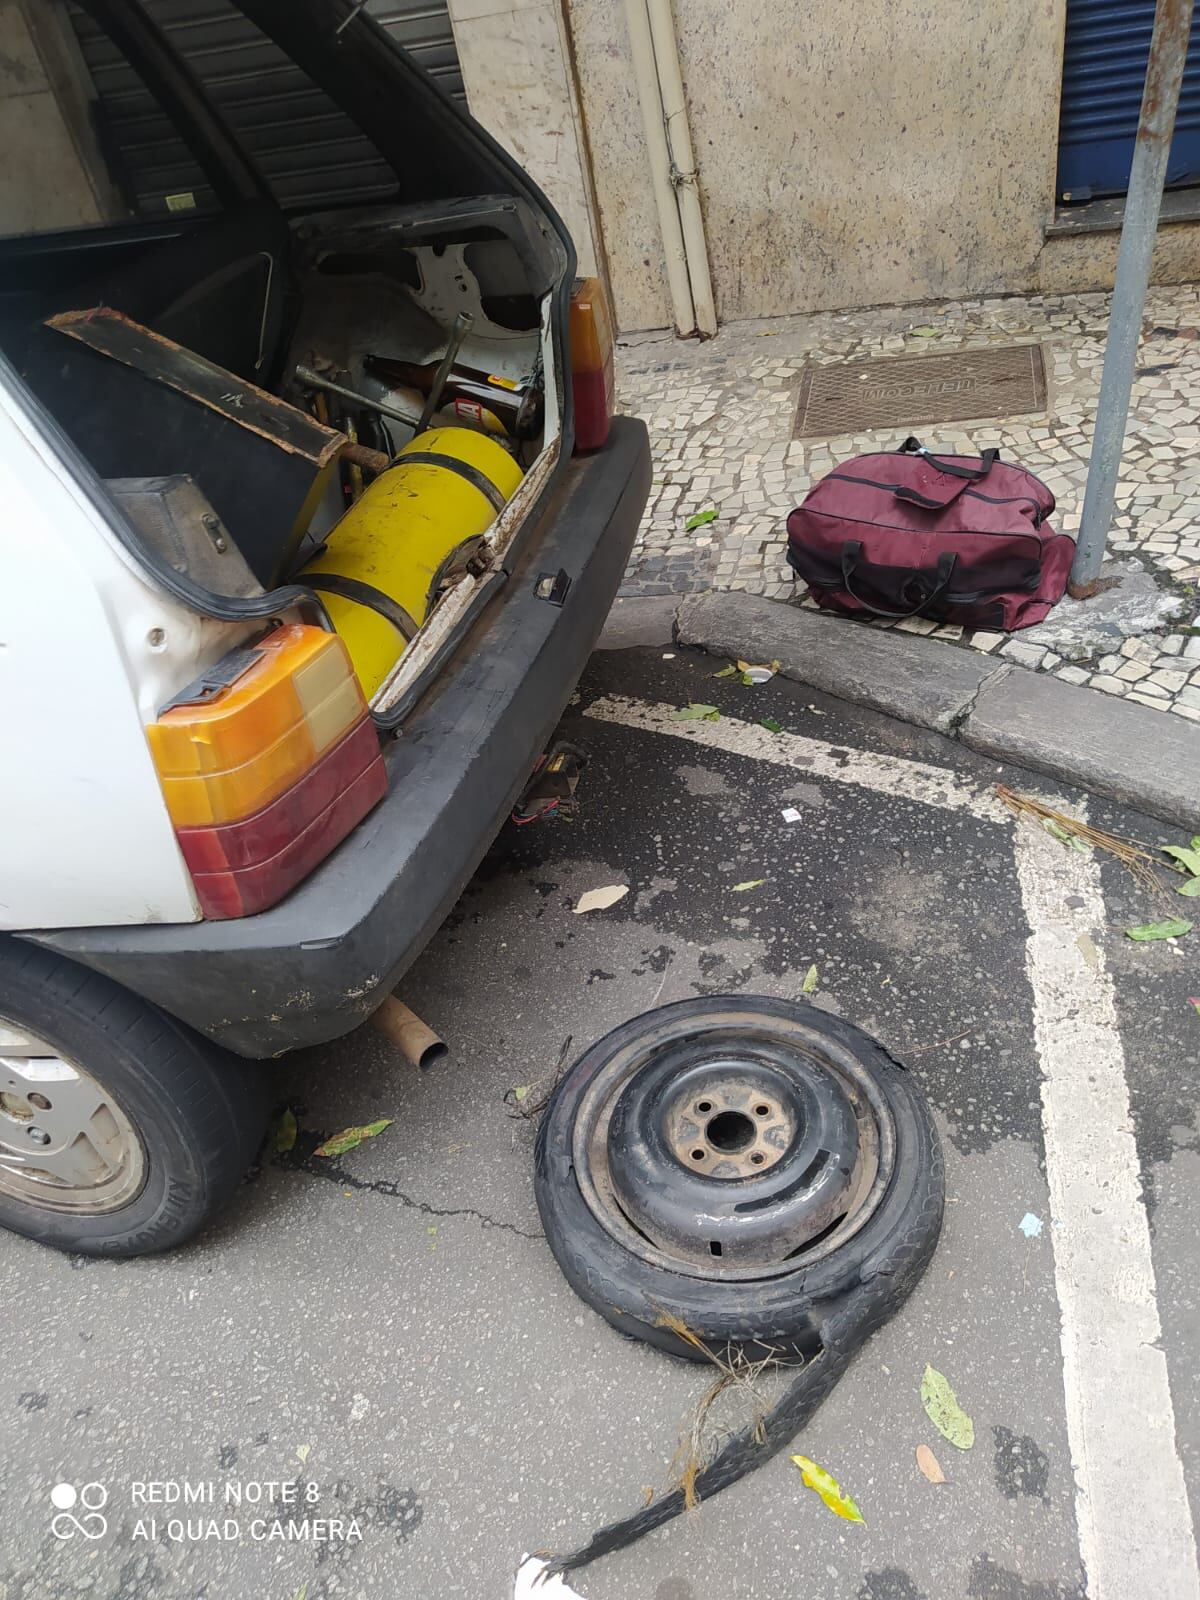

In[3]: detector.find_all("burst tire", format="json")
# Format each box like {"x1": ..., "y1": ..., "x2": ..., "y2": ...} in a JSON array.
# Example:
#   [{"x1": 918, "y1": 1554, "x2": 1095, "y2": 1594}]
[{"x1": 534, "y1": 995, "x2": 943, "y2": 1362}]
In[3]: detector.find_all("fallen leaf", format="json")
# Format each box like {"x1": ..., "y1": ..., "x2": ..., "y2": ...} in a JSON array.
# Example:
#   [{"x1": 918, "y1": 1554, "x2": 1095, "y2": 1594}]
[
  {"x1": 1018, "y1": 1212, "x2": 1043, "y2": 1238},
  {"x1": 672, "y1": 703, "x2": 720, "y2": 722},
  {"x1": 915, "y1": 1444, "x2": 946, "y2": 1484},
  {"x1": 293, "y1": 1586, "x2": 308, "y2": 1600},
  {"x1": 1178, "y1": 877, "x2": 1200, "y2": 897},
  {"x1": 574, "y1": 884, "x2": 629, "y2": 915},
  {"x1": 313, "y1": 1119, "x2": 392, "y2": 1158},
  {"x1": 732, "y1": 879, "x2": 765, "y2": 892},
  {"x1": 1126, "y1": 918, "x2": 1192, "y2": 941},
  {"x1": 512, "y1": 1085, "x2": 532, "y2": 1103},
  {"x1": 921, "y1": 1365, "x2": 974, "y2": 1450},
  {"x1": 760, "y1": 716, "x2": 783, "y2": 734},
  {"x1": 1076, "y1": 932, "x2": 1100, "y2": 969},
  {"x1": 713, "y1": 664, "x2": 739, "y2": 678},
  {"x1": 685, "y1": 509, "x2": 718, "y2": 531},
  {"x1": 909, "y1": 325, "x2": 939, "y2": 337},
  {"x1": 790, "y1": 1455, "x2": 865, "y2": 1524},
  {"x1": 802, "y1": 964, "x2": 819, "y2": 994},
  {"x1": 1163, "y1": 845, "x2": 1200, "y2": 878},
  {"x1": 275, "y1": 1107, "x2": 298, "y2": 1154},
  {"x1": 1189, "y1": 997, "x2": 1200, "y2": 1015},
  {"x1": 1041, "y1": 817, "x2": 1090, "y2": 854},
  {"x1": 296, "y1": 1444, "x2": 311, "y2": 1465}
]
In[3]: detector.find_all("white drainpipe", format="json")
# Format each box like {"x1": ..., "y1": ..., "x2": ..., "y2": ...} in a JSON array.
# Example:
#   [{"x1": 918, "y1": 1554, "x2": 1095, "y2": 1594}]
[
  {"x1": 622, "y1": 0, "x2": 717, "y2": 338},
  {"x1": 644, "y1": 0, "x2": 717, "y2": 338}
]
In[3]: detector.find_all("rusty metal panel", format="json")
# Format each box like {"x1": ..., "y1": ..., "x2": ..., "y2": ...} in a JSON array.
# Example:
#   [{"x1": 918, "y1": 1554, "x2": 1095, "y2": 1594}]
[{"x1": 793, "y1": 345, "x2": 1049, "y2": 439}]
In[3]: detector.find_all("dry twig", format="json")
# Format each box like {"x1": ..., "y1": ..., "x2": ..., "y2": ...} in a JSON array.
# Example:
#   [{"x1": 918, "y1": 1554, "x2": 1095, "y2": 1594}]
[{"x1": 995, "y1": 785, "x2": 1172, "y2": 899}]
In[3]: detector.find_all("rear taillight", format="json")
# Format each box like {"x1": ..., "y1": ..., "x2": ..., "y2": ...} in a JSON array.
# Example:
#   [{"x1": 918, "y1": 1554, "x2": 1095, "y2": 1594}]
[
  {"x1": 569, "y1": 276, "x2": 615, "y2": 451},
  {"x1": 146, "y1": 625, "x2": 387, "y2": 919}
]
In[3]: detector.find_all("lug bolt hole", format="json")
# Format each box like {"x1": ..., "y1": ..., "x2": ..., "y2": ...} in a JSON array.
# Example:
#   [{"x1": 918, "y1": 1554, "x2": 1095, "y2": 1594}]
[
  {"x1": 749, "y1": 1151, "x2": 765, "y2": 1165},
  {"x1": 28, "y1": 1093, "x2": 51, "y2": 1111},
  {"x1": 754, "y1": 1103, "x2": 770, "y2": 1117},
  {"x1": 696, "y1": 1100, "x2": 712, "y2": 1114},
  {"x1": 691, "y1": 1148, "x2": 706, "y2": 1161}
]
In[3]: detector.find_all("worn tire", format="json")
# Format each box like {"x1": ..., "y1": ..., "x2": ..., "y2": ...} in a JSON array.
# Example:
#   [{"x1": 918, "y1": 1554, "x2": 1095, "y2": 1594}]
[
  {"x1": 0, "y1": 938, "x2": 270, "y2": 1258},
  {"x1": 534, "y1": 996, "x2": 943, "y2": 1361}
]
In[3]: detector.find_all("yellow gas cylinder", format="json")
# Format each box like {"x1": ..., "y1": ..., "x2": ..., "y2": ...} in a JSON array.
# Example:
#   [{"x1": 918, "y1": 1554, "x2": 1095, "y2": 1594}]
[{"x1": 302, "y1": 427, "x2": 523, "y2": 697}]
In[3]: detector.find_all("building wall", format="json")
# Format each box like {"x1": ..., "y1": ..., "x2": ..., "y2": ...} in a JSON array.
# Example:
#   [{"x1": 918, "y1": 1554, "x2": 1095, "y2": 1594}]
[
  {"x1": 564, "y1": 0, "x2": 1200, "y2": 331},
  {"x1": 447, "y1": 0, "x2": 601, "y2": 278}
]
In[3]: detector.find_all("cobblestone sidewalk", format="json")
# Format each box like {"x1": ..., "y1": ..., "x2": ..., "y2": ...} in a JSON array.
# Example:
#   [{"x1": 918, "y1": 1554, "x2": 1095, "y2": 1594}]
[{"x1": 616, "y1": 286, "x2": 1200, "y2": 724}]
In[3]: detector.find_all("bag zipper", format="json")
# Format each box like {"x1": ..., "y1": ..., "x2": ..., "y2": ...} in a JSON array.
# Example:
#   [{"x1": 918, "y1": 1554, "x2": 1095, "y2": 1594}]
[
  {"x1": 824, "y1": 471, "x2": 1046, "y2": 517},
  {"x1": 796, "y1": 503, "x2": 1047, "y2": 552},
  {"x1": 885, "y1": 446, "x2": 1057, "y2": 506}
]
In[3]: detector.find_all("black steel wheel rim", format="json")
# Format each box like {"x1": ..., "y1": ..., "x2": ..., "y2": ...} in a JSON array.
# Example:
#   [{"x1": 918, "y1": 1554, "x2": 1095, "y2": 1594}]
[{"x1": 571, "y1": 1004, "x2": 895, "y2": 1282}]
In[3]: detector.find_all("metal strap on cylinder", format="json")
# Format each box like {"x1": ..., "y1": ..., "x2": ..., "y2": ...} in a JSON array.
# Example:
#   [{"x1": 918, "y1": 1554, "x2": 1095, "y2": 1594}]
[
  {"x1": 306, "y1": 575, "x2": 420, "y2": 640},
  {"x1": 397, "y1": 451, "x2": 508, "y2": 513}
]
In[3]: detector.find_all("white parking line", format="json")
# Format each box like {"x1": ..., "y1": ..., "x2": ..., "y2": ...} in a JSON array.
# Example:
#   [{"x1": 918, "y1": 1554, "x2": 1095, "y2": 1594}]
[
  {"x1": 584, "y1": 695, "x2": 1003, "y2": 820},
  {"x1": 1014, "y1": 824, "x2": 1200, "y2": 1600},
  {"x1": 574, "y1": 694, "x2": 1198, "y2": 1600}
]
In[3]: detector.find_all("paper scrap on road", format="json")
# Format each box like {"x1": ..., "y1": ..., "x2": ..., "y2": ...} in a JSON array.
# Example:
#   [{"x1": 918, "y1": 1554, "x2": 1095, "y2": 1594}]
[
  {"x1": 782, "y1": 806, "x2": 803, "y2": 823},
  {"x1": 514, "y1": 1556, "x2": 583, "y2": 1597},
  {"x1": 1019, "y1": 1213, "x2": 1044, "y2": 1238},
  {"x1": 573, "y1": 884, "x2": 629, "y2": 914}
]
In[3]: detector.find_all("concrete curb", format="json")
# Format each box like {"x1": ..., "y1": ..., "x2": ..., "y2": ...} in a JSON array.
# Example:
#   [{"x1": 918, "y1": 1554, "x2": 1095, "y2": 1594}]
[{"x1": 653, "y1": 591, "x2": 1197, "y2": 829}]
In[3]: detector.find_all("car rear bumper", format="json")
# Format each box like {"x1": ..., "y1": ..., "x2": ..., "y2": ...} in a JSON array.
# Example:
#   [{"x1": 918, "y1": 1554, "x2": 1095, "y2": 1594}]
[{"x1": 26, "y1": 417, "x2": 651, "y2": 1057}]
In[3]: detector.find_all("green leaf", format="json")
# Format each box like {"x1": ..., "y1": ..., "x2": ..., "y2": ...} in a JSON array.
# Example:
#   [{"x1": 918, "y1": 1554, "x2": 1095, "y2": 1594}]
[
  {"x1": 274, "y1": 1107, "x2": 298, "y2": 1154},
  {"x1": 672, "y1": 703, "x2": 720, "y2": 721},
  {"x1": 759, "y1": 717, "x2": 783, "y2": 733},
  {"x1": 790, "y1": 1455, "x2": 865, "y2": 1524},
  {"x1": 1190, "y1": 836, "x2": 1200, "y2": 852},
  {"x1": 921, "y1": 1364, "x2": 974, "y2": 1450},
  {"x1": 1041, "y1": 818, "x2": 1090, "y2": 853},
  {"x1": 713, "y1": 664, "x2": 739, "y2": 678},
  {"x1": 313, "y1": 1118, "x2": 393, "y2": 1158},
  {"x1": 732, "y1": 879, "x2": 766, "y2": 892},
  {"x1": 512, "y1": 1084, "x2": 532, "y2": 1103},
  {"x1": 685, "y1": 508, "x2": 718, "y2": 531},
  {"x1": 1163, "y1": 845, "x2": 1200, "y2": 878},
  {"x1": 1188, "y1": 997, "x2": 1200, "y2": 1015},
  {"x1": 909, "y1": 325, "x2": 939, "y2": 337},
  {"x1": 802, "y1": 964, "x2": 819, "y2": 994},
  {"x1": 1178, "y1": 877, "x2": 1200, "y2": 897},
  {"x1": 1126, "y1": 918, "x2": 1193, "y2": 941},
  {"x1": 740, "y1": 672, "x2": 755, "y2": 686}
]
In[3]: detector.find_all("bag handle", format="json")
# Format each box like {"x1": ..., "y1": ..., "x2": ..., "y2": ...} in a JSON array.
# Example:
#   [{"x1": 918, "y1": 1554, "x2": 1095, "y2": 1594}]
[
  {"x1": 899, "y1": 434, "x2": 999, "y2": 482},
  {"x1": 840, "y1": 540, "x2": 957, "y2": 619}
]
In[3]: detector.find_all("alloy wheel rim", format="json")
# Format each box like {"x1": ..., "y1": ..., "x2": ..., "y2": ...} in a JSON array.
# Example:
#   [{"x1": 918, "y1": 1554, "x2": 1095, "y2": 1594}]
[{"x1": 0, "y1": 1023, "x2": 146, "y2": 1213}]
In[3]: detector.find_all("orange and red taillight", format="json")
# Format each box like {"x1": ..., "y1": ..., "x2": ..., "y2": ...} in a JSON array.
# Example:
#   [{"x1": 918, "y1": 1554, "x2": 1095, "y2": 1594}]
[
  {"x1": 146, "y1": 625, "x2": 386, "y2": 919},
  {"x1": 569, "y1": 276, "x2": 615, "y2": 452}
]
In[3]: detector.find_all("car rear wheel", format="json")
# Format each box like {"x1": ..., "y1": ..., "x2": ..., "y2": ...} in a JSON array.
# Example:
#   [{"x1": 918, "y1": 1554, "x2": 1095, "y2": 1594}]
[{"x1": 0, "y1": 939, "x2": 270, "y2": 1257}]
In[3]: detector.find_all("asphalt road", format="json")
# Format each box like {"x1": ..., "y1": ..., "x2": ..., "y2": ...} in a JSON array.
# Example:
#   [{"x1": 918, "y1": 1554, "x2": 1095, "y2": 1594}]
[{"x1": 3, "y1": 645, "x2": 1198, "y2": 1600}]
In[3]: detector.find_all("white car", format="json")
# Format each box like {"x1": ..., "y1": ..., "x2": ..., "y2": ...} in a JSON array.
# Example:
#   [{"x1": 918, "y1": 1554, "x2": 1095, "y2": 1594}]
[{"x1": 0, "y1": 0, "x2": 649, "y2": 1257}]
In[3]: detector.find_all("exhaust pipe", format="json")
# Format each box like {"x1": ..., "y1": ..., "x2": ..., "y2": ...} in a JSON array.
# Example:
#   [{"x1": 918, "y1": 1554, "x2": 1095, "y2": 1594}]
[{"x1": 370, "y1": 996, "x2": 448, "y2": 1070}]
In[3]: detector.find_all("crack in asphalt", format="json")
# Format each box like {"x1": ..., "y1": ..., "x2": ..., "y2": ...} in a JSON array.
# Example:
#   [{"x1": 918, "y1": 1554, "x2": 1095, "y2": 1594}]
[{"x1": 279, "y1": 1137, "x2": 543, "y2": 1240}]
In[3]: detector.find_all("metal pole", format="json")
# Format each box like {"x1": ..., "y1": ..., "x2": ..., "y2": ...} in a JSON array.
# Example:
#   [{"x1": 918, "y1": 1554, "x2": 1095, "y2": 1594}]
[{"x1": 1070, "y1": 0, "x2": 1193, "y2": 597}]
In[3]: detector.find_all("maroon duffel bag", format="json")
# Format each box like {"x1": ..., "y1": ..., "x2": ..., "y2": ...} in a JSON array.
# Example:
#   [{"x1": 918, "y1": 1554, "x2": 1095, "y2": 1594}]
[{"x1": 786, "y1": 436, "x2": 1074, "y2": 631}]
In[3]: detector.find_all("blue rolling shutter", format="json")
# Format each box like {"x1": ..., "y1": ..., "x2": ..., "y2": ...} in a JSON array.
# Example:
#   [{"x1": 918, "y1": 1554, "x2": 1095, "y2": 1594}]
[{"x1": 1057, "y1": 0, "x2": 1200, "y2": 202}]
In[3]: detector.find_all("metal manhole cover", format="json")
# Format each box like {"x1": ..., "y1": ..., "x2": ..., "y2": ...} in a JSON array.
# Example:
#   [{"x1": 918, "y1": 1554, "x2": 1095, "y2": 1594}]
[{"x1": 794, "y1": 343, "x2": 1048, "y2": 438}]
